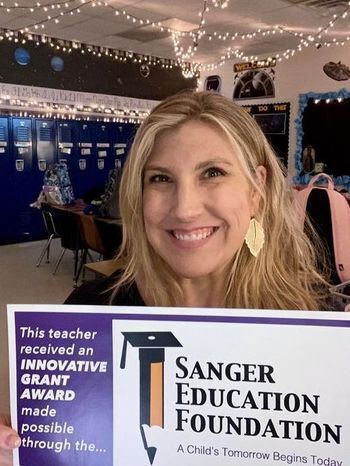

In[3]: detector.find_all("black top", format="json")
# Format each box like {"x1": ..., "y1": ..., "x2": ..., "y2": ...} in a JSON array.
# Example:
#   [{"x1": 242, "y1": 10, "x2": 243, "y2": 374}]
[
  {"x1": 65, "y1": 276, "x2": 345, "y2": 311},
  {"x1": 65, "y1": 276, "x2": 145, "y2": 306}
]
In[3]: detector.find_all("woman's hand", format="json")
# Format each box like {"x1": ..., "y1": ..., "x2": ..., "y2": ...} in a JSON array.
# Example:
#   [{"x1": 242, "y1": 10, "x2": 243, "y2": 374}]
[{"x1": 0, "y1": 414, "x2": 20, "y2": 466}]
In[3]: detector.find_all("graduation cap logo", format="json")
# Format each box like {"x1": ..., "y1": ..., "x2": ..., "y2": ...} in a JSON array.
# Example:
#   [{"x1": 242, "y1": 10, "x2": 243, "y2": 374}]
[{"x1": 120, "y1": 331, "x2": 182, "y2": 464}]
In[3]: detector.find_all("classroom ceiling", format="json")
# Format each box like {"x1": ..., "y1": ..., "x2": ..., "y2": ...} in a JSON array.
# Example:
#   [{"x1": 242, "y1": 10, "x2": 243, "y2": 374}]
[{"x1": 1, "y1": 0, "x2": 350, "y2": 65}]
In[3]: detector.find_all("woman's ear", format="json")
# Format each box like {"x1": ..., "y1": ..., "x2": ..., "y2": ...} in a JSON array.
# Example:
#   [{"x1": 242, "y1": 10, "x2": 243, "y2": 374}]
[{"x1": 250, "y1": 165, "x2": 267, "y2": 216}]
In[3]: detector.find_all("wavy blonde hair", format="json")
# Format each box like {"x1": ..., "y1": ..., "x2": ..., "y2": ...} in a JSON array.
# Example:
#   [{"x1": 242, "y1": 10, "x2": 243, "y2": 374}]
[{"x1": 111, "y1": 90, "x2": 329, "y2": 310}]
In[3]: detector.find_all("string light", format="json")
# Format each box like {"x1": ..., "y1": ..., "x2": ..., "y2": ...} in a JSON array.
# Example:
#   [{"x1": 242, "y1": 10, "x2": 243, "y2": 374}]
[
  {"x1": 0, "y1": 94, "x2": 149, "y2": 122},
  {"x1": 312, "y1": 96, "x2": 348, "y2": 105},
  {"x1": 0, "y1": 28, "x2": 185, "y2": 73},
  {"x1": 0, "y1": 0, "x2": 349, "y2": 75},
  {"x1": 194, "y1": 3, "x2": 350, "y2": 72},
  {"x1": 211, "y1": 0, "x2": 230, "y2": 7}
]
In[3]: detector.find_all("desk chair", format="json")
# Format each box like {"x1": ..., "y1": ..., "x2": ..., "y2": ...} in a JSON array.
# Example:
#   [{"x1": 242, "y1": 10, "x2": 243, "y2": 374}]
[
  {"x1": 51, "y1": 208, "x2": 85, "y2": 285},
  {"x1": 76, "y1": 215, "x2": 108, "y2": 282},
  {"x1": 94, "y1": 218, "x2": 122, "y2": 259},
  {"x1": 36, "y1": 205, "x2": 60, "y2": 267}
]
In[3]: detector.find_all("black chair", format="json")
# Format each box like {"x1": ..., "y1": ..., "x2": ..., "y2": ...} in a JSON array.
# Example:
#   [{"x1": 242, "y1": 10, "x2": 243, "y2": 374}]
[
  {"x1": 94, "y1": 218, "x2": 123, "y2": 260},
  {"x1": 51, "y1": 208, "x2": 85, "y2": 285},
  {"x1": 36, "y1": 204, "x2": 60, "y2": 267}
]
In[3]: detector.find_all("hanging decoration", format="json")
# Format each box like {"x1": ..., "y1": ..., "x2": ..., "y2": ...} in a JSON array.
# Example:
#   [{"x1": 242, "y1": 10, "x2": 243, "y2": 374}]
[
  {"x1": 323, "y1": 61, "x2": 350, "y2": 81},
  {"x1": 139, "y1": 65, "x2": 150, "y2": 78},
  {"x1": 14, "y1": 46, "x2": 31, "y2": 65}
]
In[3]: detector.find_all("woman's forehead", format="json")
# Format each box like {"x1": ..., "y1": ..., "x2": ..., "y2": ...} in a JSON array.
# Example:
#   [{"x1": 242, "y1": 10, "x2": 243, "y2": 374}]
[{"x1": 147, "y1": 120, "x2": 237, "y2": 163}]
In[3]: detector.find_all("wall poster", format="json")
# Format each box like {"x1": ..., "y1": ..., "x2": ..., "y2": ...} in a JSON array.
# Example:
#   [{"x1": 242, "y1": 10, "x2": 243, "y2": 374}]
[
  {"x1": 7, "y1": 305, "x2": 350, "y2": 466},
  {"x1": 242, "y1": 102, "x2": 290, "y2": 168},
  {"x1": 233, "y1": 59, "x2": 276, "y2": 100}
]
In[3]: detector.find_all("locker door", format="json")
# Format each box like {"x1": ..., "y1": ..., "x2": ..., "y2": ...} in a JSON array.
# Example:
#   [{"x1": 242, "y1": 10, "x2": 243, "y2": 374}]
[
  {"x1": 0, "y1": 117, "x2": 14, "y2": 244},
  {"x1": 32, "y1": 119, "x2": 57, "y2": 239},
  {"x1": 75, "y1": 121, "x2": 95, "y2": 198},
  {"x1": 35, "y1": 119, "x2": 56, "y2": 171},
  {"x1": 93, "y1": 122, "x2": 112, "y2": 187},
  {"x1": 11, "y1": 117, "x2": 34, "y2": 243},
  {"x1": 111, "y1": 122, "x2": 138, "y2": 167},
  {"x1": 57, "y1": 120, "x2": 78, "y2": 199}
]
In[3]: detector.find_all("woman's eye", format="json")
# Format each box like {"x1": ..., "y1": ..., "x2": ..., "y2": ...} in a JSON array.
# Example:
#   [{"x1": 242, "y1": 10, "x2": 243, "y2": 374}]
[
  {"x1": 203, "y1": 167, "x2": 226, "y2": 178},
  {"x1": 149, "y1": 174, "x2": 171, "y2": 183}
]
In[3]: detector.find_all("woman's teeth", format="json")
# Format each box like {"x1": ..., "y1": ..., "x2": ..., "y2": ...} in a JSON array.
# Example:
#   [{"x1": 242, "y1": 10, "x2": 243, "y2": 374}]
[{"x1": 172, "y1": 228, "x2": 215, "y2": 241}]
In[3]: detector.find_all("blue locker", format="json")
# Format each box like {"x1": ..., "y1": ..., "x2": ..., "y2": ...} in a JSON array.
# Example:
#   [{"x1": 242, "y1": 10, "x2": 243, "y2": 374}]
[
  {"x1": 74, "y1": 121, "x2": 95, "y2": 198},
  {"x1": 110, "y1": 122, "x2": 138, "y2": 167},
  {"x1": 35, "y1": 119, "x2": 56, "y2": 172},
  {"x1": 57, "y1": 120, "x2": 78, "y2": 198},
  {"x1": 31, "y1": 119, "x2": 58, "y2": 239},
  {"x1": 11, "y1": 117, "x2": 35, "y2": 243},
  {"x1": 93, "y1": 122, "x2": 113, "y2": 187},
  {"x1": 0, "y1": 117, "x2": 15, "y2": 244}
]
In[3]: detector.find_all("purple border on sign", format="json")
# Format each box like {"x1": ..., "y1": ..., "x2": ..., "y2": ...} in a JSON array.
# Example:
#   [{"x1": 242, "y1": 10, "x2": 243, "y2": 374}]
[{"x1": 113, "y1": 313, "x2": 350, "y2": 328}]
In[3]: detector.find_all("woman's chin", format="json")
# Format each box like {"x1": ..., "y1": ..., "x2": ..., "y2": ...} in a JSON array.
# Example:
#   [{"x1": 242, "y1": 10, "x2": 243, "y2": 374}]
[{"x1": 168, "y1": 264, "x2": 219, "y2": 281}]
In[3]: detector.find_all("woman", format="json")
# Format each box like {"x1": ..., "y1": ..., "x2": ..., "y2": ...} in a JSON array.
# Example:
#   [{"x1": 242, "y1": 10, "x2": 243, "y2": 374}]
[
  {"x1": 0, "y1": 90, "x2": 330, "y2": 463},
  {"x1": 66, "y1": 90, "x2": 328, "y2": 310}
]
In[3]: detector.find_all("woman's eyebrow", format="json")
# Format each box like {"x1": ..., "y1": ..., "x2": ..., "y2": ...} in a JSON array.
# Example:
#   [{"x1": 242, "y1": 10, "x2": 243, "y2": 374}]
[
  {"x1": 145, "y1": 158, "x2": 233, "y2": 172},
  {"x1": 195, "y1": 158, "x2": 233, "y2": 170},
  {"x1": 144, "y1": 164, "x2": 172, "y2": 173}
]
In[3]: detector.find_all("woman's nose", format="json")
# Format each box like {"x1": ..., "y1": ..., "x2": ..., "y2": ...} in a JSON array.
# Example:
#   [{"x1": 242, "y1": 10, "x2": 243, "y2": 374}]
[{"x1": 171, "y1": 182, "x2": 203, "y2": 221}]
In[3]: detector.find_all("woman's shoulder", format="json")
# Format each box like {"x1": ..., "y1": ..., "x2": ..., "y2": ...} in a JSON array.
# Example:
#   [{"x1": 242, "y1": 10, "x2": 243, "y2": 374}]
[{"x1": 64, "y1": 275, "x2": 145, "y2": 306}]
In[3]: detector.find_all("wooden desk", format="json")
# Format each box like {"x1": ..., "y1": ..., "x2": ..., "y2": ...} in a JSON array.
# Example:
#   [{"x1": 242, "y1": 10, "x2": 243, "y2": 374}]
[
  {"x1": 84, "y1": 259, "x2": 120, "y2": 277},
  {"x1": 48, "y1": 199, "x2": 87, "y2": 214},
  {"x1": 48, "y1": 201, "x2": 123, "y2": 260}
]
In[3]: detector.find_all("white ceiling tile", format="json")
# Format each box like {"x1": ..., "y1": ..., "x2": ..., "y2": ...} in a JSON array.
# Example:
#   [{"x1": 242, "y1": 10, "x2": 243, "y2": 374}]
[
  {"x1": 46, "y1": 27, "x2": 104, "y2": 43},
  {"x1": 0, "y1": 0, "x2": 347, "y2": 64},
  {"x1": 0, "y1": 16, "x2": 35, "y2": 30}
]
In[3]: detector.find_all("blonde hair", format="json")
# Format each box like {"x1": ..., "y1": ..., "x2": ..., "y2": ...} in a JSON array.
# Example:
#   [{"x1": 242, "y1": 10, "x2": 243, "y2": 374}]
[{"x1": 112, "y1": 90, "x2": 329, "y2": 310}]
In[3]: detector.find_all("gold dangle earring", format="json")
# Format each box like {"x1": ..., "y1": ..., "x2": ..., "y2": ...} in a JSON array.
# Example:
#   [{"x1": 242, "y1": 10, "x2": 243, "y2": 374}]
[{"x1": 244, "y1": 218, "x2": 265, "y2": 257}]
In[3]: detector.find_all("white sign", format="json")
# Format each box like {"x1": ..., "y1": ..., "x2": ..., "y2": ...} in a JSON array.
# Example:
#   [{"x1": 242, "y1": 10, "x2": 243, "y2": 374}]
[
  {"x1": 7, "y1": 306, "x2": 350, "y2": 466},
  {"x1": 0, "y1": 82, "x2": 159, "y2": 111}
]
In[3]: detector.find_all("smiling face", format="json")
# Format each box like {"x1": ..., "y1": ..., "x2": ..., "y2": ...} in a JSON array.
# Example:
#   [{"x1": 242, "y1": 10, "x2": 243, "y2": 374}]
[{"x1": 142, "y1": 120, "x2": 263, "y2": 280}]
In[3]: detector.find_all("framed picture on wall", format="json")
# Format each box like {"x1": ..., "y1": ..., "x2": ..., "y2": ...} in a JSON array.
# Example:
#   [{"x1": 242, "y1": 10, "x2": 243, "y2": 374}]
[{"x1": 233, "y1": 59, "x2": 276, "y2": 100}]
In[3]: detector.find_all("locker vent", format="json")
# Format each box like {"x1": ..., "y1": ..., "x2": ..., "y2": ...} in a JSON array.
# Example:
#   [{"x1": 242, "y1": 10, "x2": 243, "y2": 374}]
[
  {"x1": 59, "y1": 126, "x2": 72, "y2": 142},
  {"x1": 39, "y1": 126, "x2": 52, "y2": 142},
  {"x1": 16, "y1": 127, "x2": 30, "y2": 143},
  {"x1": 80, "y1": 132, "x2": 91, "y2": 143},
  {"x1": 0, "y1": 126, "x2": 6, "y2": 141}
]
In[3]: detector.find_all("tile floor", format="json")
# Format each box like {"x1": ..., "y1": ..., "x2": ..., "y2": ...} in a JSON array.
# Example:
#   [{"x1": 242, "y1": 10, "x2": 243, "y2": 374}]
[{"x1": 0, "y1": 239, "x2": 97, "y2": 413}]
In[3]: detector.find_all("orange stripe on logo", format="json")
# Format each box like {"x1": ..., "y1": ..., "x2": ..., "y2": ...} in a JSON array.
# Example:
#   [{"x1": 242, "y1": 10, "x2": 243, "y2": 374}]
[{"x1": 150, "y1": 362, "x2": 163, "y2": 427}]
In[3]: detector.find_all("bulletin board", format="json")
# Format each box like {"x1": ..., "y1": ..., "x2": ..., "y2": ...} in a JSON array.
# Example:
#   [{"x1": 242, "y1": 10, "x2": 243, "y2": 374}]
[
  {"x1": 242, "y1": 102, "x2": 290, "y2": 169},
  {"x1": 294, "y1": 88, "x2": 350, "y2": 189}
]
